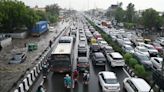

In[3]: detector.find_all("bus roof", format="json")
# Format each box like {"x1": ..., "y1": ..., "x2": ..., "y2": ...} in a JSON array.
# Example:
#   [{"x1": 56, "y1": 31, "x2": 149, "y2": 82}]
[{"x1": 52, "y1": 43, "x2": 72, "y2": 54}]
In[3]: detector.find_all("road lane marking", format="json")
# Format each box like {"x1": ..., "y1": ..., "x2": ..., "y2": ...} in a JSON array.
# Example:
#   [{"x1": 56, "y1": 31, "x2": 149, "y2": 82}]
[{"x1": 122, "y1": 68, "x2": 131, "y2": 78}]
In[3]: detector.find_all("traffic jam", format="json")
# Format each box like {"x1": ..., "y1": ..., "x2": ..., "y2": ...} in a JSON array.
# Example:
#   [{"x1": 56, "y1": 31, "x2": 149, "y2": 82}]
[{"x1": 41, "y1": 15, "x2": 158, "y2": 92}]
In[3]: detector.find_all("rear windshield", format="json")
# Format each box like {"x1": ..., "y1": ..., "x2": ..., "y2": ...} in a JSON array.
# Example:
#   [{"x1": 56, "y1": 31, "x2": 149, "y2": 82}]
[{"x1": 105, "y1": 79, "x2": 118, "y2": 84}]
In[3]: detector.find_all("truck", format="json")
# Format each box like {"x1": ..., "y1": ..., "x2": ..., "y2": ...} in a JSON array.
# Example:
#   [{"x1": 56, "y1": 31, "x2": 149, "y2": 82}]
[{"x1": 31, "y1": 21, "x2": 49, "y2": 36}]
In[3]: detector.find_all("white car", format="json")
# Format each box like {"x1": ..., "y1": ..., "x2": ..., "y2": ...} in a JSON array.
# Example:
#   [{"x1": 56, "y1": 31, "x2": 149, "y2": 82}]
[
  {"x1": 143, "y1": 44, "x2": 158, "y2": 57},
  {"x1": 98, "y1": 71, "x2": 120, "y2": 92},
  {"x1": 151, "y1": 57, "x2": 163, "y2": 70},
  {"x1": 98, "y1": 41, "x2": 108, "y2": 49},
  {"x1": 97, "y1": 37, "x2": 104, "y2": 43},
  {"x1": 123, "y1": 38, "x2": 132, "y2": 45},
  {"x1": 134, "y1": 46, "x2": 150, "y2": 57},
  {"x1": 122, "y1": 45, "x2": 134, "y2": 54},
  {"x1": 155, "y1": 37, "x2": 164, "y2": 46},
  {"x1": 107, "y1": 52, "x2": 125, "y2": 67},
  {"x1": 123, "y1": 77, "x2": 153, "y2": 92}
]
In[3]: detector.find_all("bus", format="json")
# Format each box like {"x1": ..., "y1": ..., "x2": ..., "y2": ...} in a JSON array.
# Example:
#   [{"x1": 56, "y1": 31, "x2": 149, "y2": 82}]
[{"x1": 50, "y1": 36, "x2": 74, "y2": 73}]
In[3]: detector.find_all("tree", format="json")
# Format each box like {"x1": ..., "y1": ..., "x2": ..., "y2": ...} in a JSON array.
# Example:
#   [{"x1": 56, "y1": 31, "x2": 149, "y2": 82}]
[
  {"x1": 114, "y1": 7, "x2": 125, "y2": 22},
  {"x1": 45, "y1": 3, "x2": 60, "y2": 16},
  {"x1": 0, "y1": 0, "x2": 39, "y2": 32},
  {"x1": 125, "y1": 3, "x2": 135, "y2": 23},
  {"x1": 45, "y1": 3, "x2": 60, "y2": 23},
  {"x1": 35, "y1": 10, "x2": 47, "y2": 21},
  {"x1": 141, "y1": 8, "x2": 163, "y2": 30}
]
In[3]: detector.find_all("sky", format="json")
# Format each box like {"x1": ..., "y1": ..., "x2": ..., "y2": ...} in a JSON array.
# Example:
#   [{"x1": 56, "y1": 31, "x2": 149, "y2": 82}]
[{"x1": 19, "y1": 0, "x2": 164, "y2": 11}]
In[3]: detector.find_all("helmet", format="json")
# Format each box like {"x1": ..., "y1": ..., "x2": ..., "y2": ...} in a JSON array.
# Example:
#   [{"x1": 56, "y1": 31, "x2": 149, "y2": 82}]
[
  {"x1": 84, "y1": 70, "x2": 88, "y2": 73},
  {"x1": 66, "y1": 74, "x2": 69, "y2": 77}
]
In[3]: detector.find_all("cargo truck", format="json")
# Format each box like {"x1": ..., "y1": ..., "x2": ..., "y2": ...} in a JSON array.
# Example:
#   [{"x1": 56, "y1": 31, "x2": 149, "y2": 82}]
[{"x1": 31, "y1": 21, "x2": 49, "y2": 36}]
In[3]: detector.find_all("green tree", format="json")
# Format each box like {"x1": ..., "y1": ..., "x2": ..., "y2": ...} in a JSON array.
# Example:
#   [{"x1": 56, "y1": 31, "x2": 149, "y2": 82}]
[
  {"x1": 35, "y1": 10, "x2": 47, "y2": 21},
  {"x1": 141, "y1": 8, "x2": 163, "y2": 30},
  {"x1": 0, "y1": 0, "x2": 39, "y2": 32},
  {"x1": 45, "y1": 3, "x2": 60, "y2": 23},
  {"x1": 125, "y1": 3, "x2": 135, "y2": 23},
  {"x1": 114, "y1": 7, "x2": 125, "y2": 22},
  {"x1": 45, "y1": 3, "x2": 60, "y2": 16}
]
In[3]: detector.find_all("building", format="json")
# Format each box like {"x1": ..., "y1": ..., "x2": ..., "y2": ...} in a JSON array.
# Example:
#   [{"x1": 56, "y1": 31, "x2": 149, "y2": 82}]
[{"x1": 32, "y1": 5, "x2": 46, "y2": 11}]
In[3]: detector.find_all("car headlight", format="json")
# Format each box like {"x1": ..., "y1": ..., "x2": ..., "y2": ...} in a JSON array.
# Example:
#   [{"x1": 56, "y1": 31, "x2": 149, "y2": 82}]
[{"x1": 150, "y1": 89, "x2": 154, "y2": 92}]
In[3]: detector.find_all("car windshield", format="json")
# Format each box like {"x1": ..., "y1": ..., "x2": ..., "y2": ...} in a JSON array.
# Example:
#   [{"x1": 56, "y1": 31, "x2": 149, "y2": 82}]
[
  {"x1": 147, "y1": 46, "x2": 154, "y2": 49},
  {"x1": 105, "y1": 79, "x2": 118, "y2": 84},
  {"x1": 126, "y1": 46, "x2": 133, "y2": 50},
  {"x1": 139, "y1": 55, "x2": 149, "y2": 61},
  {"x1": 140, "y1": 48, "x2": 147, "y2": 52}
]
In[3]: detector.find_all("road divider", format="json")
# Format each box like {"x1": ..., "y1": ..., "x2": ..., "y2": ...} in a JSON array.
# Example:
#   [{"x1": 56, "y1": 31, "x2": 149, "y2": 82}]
[{"x1": 12, "y1": 21, "x2": 72, "y2": 92}]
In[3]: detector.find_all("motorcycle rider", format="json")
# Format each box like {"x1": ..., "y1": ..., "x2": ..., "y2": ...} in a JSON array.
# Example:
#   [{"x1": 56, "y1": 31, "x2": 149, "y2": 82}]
[
  {"x1": 73, "y1": 69, "x2": 79, "y2": 82},
  {"x1": 83, "y1": 70, "x2": 89, "y2": 84},
  {"x1": 64, "y1": 74, "x2": 72, "y2": 88},
  {"x1": 42, "y1": 62, "x2": 48, "y2": 79}
]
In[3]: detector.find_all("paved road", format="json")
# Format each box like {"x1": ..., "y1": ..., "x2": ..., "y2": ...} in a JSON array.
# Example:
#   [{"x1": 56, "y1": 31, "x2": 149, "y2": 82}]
[
  {"x1": 30, "y1": 16, "x2": 130, "y2": 92},
  {"x1": 45, "y1": 18, "x2": 129, "y2": 92},
  {"x1": 30, "y1": 19, "x2": 72, "y2": 92}
]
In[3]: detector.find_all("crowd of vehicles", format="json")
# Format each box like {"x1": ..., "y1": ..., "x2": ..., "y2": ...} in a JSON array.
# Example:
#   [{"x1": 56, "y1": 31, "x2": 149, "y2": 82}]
[
  {"x1": 91, "y1": 15, "x2": 164, "y2": 91},
  {"x1": 97, "y1": 19, "x2": 164, "y2": 71},
  {"x1": 41, "y1": 15, "x2": 163, "y2": 91}
]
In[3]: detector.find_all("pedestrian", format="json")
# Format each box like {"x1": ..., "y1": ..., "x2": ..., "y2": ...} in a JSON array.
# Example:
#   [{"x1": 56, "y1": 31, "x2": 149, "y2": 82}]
[
  {"x1": 49, "y1": 40, "x2": 52, "y2": 48},
  {"x1": 36, "y1": 85, "x2": 45, "y2": 92}
]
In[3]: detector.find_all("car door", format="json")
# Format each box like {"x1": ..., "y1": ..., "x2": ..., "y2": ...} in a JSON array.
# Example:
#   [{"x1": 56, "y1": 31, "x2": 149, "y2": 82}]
[
  {"x1": 124, "y1": 79, "x2": 135, "y2": 92},
  {"x1": 154, "y1": 59, "x2": 161, "y2": 69},
  {"x1": 99, "y1": 73, "x2": 105, "y2": 87}
]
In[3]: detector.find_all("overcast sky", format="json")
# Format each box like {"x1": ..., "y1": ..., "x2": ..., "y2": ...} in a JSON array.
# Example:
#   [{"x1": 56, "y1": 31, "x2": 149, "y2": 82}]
[{"x1": 19, "y1": 0, "x2": 164, "y2": 11}]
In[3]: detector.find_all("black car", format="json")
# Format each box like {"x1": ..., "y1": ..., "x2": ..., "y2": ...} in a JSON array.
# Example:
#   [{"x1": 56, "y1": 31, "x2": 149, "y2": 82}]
[
  {"x1": 90, "y1": 43, "x2": 101, "y2": 53},
  {"x1": 91, "y1": 52, "x2": 106, "y2": 66},
  {"x1": 77, "y1": 57, "x2": 89, "y2": 72}
]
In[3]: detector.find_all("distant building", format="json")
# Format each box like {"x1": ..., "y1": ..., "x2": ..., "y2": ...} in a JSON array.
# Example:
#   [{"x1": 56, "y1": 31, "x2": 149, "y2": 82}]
[{"x1": 32, "y1": 5, "x2": 46, "y2": 11}]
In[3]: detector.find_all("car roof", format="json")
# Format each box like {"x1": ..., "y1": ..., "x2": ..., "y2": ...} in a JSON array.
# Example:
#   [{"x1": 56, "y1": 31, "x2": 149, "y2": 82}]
[
  {"x1": 79, "y1": 42, "x2": 86, "y2": 47},
  {"x1": 124, "y1": 45, "x2": 132, "y2": 48},
  {"x1": 100, "y1": 41, "x2": 107, "y2": 44},
  {"x1": 151, "y1": 57, "x2": 163, "y2": 62},
  {"x1": 131, "y1": 78, "x2": 151, "y2": 91},
  {"x1": 104, "y1": 45, "x2": 113, "y2": 49},
  {"x1": 78, "y1": 57, "x2": 88, "y2": 62},
  {"x1": 110, "y1": 52, "x2": 123, "y2": 58},
  {"x1": 136, "y1": 46, "x2": 146, "y2": 49},
  {"x1": 144, "y1": 44, "x2": 154, "y2": 47},
  {"x1": 94, "y1": 52, "x2": 104, "y2": 57},
  {"x1": 100, "y1": 71, "x2": 116, "y2": 79}
]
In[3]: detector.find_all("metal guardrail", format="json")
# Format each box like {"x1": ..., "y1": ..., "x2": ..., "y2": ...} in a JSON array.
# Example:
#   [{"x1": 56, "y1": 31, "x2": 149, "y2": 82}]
[{"x1": 10, "y1": 22, "x2": 72, "y2": 92}]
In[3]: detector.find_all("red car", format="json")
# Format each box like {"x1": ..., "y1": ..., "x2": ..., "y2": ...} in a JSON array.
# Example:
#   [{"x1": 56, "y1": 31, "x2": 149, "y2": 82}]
[{"x1": 151, "y1": 42, "x2": 163, "y2": 52}]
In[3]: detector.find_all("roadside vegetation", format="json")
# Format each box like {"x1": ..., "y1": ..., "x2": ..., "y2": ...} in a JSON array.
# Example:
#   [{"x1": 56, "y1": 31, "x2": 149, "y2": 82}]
[
  {"x1": 106, "y1": 2, "x2": 164, "y2": 31},
  {"x1": 86, "y1": 18, "x2": 153, "y2": 85},
  {"x1": 0, "y1": 0, "x2": 60, "y2": 33}
]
